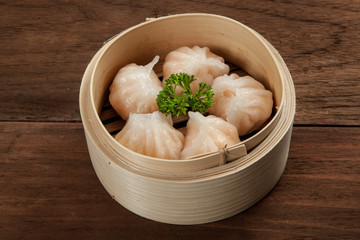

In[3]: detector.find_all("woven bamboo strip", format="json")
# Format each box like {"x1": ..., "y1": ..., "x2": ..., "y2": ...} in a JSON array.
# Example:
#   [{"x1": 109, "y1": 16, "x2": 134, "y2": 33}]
[{"x1": 79, "y1": 13, "x2": 295, "y2": 224}]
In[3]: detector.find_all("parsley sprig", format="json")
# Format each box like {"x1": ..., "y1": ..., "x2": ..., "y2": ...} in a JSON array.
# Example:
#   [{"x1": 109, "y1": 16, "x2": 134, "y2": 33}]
[{"x1": 156, "y1": 73, "x2": 215, "y2": 117}]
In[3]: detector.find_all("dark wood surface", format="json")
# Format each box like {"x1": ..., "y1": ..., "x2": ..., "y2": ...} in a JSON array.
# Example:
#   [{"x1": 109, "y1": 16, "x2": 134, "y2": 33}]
[{"x1": 1, "y1": 1, "x2": 359, "y2": 239}]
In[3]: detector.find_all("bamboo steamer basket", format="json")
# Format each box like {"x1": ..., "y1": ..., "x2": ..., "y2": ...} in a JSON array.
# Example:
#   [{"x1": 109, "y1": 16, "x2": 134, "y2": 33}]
[{"x1": 79, "y1": 13, "x2": 296, "y2": 225}]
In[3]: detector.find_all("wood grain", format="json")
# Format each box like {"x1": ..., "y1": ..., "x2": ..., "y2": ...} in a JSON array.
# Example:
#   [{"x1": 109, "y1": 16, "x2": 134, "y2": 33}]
[
  {"x1": 0, "y1": 0, "x2": 359, "y2": 125},
  {"x1": 0, "y1": 123, "x2": 359, "y2": 239},
  {"x1": 0, "y1": 0, "x2": 359, "y2": 239}
]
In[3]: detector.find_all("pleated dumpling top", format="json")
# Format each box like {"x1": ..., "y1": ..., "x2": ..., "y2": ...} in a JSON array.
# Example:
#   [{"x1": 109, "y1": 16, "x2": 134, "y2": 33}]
[
  {"x1": 209, "y1": 73, "x2": 273, "y2": 136},
  {"x1": 180, "y1": 111, "x2": 240, "y2": 159},
  {"x1": 109, "y1": 56, "x2": 162, "y2": 120},
  {"x1": 162, "y1": 46, "x2": 229, "y2": 94},
  {"x1": 115, "y1": 111, "x2": 184, "y2": 160}
]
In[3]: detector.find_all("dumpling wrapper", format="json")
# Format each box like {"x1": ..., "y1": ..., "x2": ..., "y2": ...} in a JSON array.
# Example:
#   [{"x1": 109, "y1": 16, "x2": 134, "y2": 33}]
[
  {"x1": 209, "y1": 73, "x2": 273, "y2": 136},
  {"x1": 180, "y1": 111, "x2": 240, "y2": 159},
  {"x1": 163, "y1": 46, "x2": 230, "y2": 94},
  {"x1": 109, "y1": 56, "x2": 162, "y2": 120},
  {"x1": 115, "y1": 111, "x2": 184, "y2": 160}
]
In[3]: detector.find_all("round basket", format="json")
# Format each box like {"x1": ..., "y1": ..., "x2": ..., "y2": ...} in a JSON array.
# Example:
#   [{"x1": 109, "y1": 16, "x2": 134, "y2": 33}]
[{"x1": 79, "y1": 13, "x2": 296, "y2": 225}]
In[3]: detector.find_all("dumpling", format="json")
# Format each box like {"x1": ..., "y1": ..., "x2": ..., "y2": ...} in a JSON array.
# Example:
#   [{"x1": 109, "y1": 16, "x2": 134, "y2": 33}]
[
  {"x1": 109, "y1": 56, "x2": 162, "y2": 120},
  {"x1": 162, "y1": 46, "x2": 230, "y2": 94},
  {"x1": 209, "y1": 73, "x2": 273, "y2": 136},
  {"x1": 180, "y1": 111, "x2": 240, "y2": 159},
  {"x1": 115, "y1": 111, "x2": 184, "y2": 160}
]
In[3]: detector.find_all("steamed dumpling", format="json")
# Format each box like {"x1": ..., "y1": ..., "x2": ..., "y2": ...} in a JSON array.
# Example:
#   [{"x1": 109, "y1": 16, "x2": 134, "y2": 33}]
[
  {"x1": 115, "y1": 111, "x2": 184, "y2": 160},
  {"x1": 209, "y1": 73, "x2": 273, "y2": 136},
  {"x1": 109, "y1": 56, "x2": 162, "y2": 120},
  {"x1": 180, "y1": 111, "x2": 240, "y2": 159},
  {"x1": 163, "y1": 46, "x2": 230, "y2": 94}
]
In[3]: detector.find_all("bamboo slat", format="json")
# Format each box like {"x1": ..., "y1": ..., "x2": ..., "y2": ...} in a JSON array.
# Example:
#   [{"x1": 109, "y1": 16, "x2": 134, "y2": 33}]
[{"x1": 79, "y1": 13, "x2": 296, "y2": 224}]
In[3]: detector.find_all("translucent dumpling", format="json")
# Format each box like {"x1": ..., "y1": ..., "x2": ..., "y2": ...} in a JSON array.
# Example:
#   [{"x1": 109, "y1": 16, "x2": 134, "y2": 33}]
[
  {"x1": 115, "y1": 111, "x2": 184, "y2": 160},
  {"x1": 180, "y1": 111, "x2": 240, "y2": 159},
  {"x1": 109, "y1": 56, "x2": 162, "y2": 120},
  {"x1": 209, "y1": 73, "x2": 273, "y2": 136},
  {"x1": 162, "y1": 46, "x2": 230, "y2": 94}
]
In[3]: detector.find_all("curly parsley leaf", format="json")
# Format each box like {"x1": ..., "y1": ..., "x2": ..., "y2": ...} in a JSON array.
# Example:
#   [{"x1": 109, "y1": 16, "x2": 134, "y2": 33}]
[{"x1": 156, "y1": 73, "x2": 215, "y2": 117}]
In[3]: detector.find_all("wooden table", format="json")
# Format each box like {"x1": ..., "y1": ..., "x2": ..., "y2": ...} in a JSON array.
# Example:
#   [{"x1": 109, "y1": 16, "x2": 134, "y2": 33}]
[{"x1": 1, "y1": 1, "x2": 359, "y2": 239}]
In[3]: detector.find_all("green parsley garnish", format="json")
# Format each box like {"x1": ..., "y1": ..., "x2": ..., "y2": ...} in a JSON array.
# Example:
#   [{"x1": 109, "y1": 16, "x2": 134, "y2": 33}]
[{"x1": 156, "y1": 73, "x2": 215, "y2": 117}]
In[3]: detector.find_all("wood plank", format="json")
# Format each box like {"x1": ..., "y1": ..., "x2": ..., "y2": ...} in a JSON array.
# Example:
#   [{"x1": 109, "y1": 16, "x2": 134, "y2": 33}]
[
  {"x1": 0, "y1": 122, "x2": 359, "y2": 239},
  {"x1": 0, "y1": 0, "x2": 359, "y2": 125},
  {"x1": 1, "y1": 1, "x2": 359, "y2": 239}
]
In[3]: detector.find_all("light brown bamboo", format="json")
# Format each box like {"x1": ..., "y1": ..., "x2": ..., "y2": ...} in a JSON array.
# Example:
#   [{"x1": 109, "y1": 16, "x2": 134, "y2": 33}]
[{"x1": 79, "y1": 13, "x2": 295, "y2": 224}]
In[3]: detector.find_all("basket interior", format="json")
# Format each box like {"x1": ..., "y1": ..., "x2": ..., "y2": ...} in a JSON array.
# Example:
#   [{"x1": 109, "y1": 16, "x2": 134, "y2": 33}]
[
  {"x1": 99, "y1": 61, "x2": 277, "y2": 144},
  {"x1": 88, "y1": 14, "x2": 284, "y2": 170}
]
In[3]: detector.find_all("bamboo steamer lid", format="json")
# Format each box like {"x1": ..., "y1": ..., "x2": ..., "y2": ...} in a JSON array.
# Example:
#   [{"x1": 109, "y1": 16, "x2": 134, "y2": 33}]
[{"x1": 79, "y1": 13, "x2": 296, "y2": 224}]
